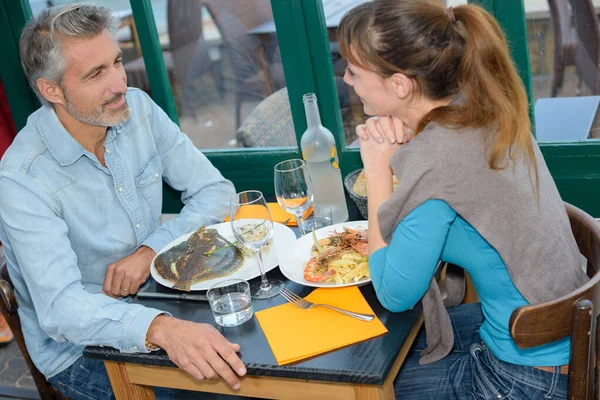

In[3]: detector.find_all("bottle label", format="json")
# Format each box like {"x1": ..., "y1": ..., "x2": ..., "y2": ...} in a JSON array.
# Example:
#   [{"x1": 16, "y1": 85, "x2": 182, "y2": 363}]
[{"x1": 330, "y1": 147, "x2": 339, "y2": 171}]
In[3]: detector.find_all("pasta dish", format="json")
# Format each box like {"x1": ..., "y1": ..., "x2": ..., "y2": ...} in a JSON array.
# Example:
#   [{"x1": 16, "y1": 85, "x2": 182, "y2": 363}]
[{"x1": 304, "y1": 226, "x2": 370, "y2": 284}]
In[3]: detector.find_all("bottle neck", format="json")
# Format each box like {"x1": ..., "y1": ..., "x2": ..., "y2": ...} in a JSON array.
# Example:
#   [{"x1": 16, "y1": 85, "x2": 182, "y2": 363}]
[{"x1": 304, "y1": 99, "x2": 322, "y2": 129}]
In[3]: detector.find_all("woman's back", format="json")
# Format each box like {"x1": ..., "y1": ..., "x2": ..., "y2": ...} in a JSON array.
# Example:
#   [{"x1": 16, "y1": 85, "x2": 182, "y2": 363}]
[{"x1": 379, "y1": 121, "x2": 587, "y2": 305}]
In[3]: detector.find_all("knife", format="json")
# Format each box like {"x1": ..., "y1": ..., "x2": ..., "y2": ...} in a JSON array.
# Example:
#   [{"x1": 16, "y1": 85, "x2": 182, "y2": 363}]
[{"x1": 136, "y1": 292, "x2": 209, "y2": 301}]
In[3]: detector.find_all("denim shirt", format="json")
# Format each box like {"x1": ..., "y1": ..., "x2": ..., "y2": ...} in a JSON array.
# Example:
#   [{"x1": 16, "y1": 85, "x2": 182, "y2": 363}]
[{"x1": 0, "y1": 88, "x2": 235, "y2": 379}]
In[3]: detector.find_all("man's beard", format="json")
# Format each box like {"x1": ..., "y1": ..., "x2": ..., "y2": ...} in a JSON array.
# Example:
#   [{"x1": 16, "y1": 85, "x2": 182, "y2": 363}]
[{"x1": 63, "y1": 90, "x2": 130, "y2": 127}]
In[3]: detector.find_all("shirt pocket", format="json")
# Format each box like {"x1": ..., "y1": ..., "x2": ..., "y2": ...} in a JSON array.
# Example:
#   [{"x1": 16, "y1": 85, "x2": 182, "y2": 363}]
[{"x1": 135, "y1": 153, "x2": 163, "y2": 221}]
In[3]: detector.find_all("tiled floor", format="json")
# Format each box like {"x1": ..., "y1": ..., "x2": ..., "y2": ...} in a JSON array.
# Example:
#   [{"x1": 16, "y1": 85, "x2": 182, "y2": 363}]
[{"x1": 0, "y1": 340, "x2": 37, "y2": 399}]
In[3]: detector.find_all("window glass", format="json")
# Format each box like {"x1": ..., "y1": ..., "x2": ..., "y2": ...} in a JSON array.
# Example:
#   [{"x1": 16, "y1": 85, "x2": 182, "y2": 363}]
[
  {"x1": 30, "y1": 0, "x2": 293, "y2": 151},
  {"x1": 526, "y1": 0, "x2": 600, "y2": 142}
]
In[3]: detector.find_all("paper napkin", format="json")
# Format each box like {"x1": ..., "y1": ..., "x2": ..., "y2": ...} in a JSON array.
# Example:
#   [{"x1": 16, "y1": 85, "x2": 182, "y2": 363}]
[
  {"x1": 255, "y1": 286, "x2": 388, "y2": 365},
  {"x1": 225, "y1": 202, "x2": 309, "y2": 226}
]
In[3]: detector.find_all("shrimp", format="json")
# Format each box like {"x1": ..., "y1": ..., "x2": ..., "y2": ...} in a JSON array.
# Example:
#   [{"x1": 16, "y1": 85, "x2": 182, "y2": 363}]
[{"x1": 304, "y1": 258, "x2": 336, "y2": 283}]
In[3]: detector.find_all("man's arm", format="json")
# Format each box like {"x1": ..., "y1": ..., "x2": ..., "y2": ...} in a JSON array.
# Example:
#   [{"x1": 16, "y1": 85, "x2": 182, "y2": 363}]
[
  {"x1": 0, "y1": 176, "x2": 162, "y2": 351},
  {"x1": 141, "y1": 94, "x2": 236, "y2": 254},
  {"x1": 0, "y1": 175, "x2": 247, "y2": 388}
]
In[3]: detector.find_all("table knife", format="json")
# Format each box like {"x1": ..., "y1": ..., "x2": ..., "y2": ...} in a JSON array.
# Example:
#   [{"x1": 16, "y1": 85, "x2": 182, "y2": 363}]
[{"x1": 136, "y1": 292, "x2": 208, "y2": 301}]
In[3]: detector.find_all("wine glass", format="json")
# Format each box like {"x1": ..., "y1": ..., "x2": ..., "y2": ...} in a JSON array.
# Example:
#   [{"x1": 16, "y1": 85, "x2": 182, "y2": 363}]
[
  {"x1": 230, "y1": 190, "x2": 283, "y2": 299},
  {"x1": 274, "y1": 159, "x2": 314, "y2": 235}
]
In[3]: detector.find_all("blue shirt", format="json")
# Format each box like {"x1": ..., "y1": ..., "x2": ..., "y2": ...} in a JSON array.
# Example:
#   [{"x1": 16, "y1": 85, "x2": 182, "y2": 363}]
[
  {"x1": 370, "y1": 199, "x2": 570, "y2": 366},
  {"x1": 0, "y1": 88, "x2": 235, "y2": 378}
]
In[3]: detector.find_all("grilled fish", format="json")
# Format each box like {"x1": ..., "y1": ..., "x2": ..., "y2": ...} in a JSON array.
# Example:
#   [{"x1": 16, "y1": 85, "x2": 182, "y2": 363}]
[{"x1": 154, "y1": 226, "x2": 243, "y2": 291}]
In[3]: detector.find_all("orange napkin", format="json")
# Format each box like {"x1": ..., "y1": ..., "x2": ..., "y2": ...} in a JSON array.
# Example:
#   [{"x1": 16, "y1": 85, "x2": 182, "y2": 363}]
[
  {"x1": 255, "y1": 286, "x2": 388, "y2": 365},
  {"x1": 225, "y1": 202, "x2": 308, "y2": 227}
]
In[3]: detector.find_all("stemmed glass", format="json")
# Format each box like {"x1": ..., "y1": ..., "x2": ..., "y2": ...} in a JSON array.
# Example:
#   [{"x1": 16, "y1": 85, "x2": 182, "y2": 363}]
[
  {"x1": 230, "y1": 190, "x2": 283, "y2": 299},
  {"x1": 274, "y1": 159, "x2": 314, "y2": 235}
]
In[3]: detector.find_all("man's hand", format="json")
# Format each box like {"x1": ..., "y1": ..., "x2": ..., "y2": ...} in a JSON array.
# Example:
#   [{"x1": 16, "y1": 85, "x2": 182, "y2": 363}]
[
  {"x1": 103, "y1": 246, "x2": 155, "y2": 298},
  {"x1": 147, "y1": 315, "x2": 247, "y2": 389}
]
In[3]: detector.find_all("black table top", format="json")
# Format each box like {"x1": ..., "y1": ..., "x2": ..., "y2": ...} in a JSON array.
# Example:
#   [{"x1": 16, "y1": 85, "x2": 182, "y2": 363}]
[
  {"x1": 84, "y1": 268, "x2": 421, "y2": 385},
  {"x1": 83, "y1": 200, "x2": 422, "y2": 385}
]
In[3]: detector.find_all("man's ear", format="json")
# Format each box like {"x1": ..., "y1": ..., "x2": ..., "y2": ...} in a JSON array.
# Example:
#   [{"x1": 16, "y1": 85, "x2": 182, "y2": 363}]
[
  {"x1": 37, "y1": 78, "x2": 66, "y2": 106},
  {"x1": 390, "y1": 73, "x2": 414, "y2": 100}
]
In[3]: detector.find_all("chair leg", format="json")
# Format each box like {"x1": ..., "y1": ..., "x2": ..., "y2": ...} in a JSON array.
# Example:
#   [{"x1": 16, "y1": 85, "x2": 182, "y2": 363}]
[
  {"x1": 569, "y1": 299, "x2": 593, "y2": 400},
  {"x1": 212, "y1": 66, "x2": 224, "y2": 100},
  {"x1": 235, "y1": 94, "x2": 242, "y2": 132},
  {"x1": 551, "y1": 62, "x2": 565, "y2": 98}
]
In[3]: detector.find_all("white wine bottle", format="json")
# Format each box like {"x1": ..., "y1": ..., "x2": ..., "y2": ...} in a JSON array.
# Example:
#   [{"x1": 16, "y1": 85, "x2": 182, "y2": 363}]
[{"x1": 300, "y1": 93, "x2": 349, "y2": 223}]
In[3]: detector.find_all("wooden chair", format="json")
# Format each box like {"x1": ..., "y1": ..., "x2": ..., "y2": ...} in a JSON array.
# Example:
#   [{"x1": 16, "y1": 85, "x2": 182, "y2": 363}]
[
  {"x1": 0, "y1": 260, "x2": 66, "y2": 399},
  {"x1": 571, "y1": 0, "x2": 600, "y2": 94},
  {"x1": 509, "y1": 202, "x2": 600, "y2": 399},
  {"x1": 547, "y1": 0, "x2": 578, "y2": 97}
]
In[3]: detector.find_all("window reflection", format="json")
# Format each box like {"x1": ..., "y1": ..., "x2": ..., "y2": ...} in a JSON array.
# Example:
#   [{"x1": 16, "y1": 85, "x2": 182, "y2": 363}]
[
  {"x1": 527, "y1": 0, "x2": 600, "y2": 141},
  {"x1": 30, "y1": 0, "x2": 292, "y2": 150}
]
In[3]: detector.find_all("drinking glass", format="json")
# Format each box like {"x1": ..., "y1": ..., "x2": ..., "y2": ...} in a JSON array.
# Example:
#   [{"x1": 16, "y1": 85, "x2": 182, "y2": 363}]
[
  {"x1": 301, "y1": 204, "x2": 333, "y2": 233},
  {"x1": 230, "y1": 190, "x2": 283, "y2": 299},
  {"x1": 207, "y1": 279, "x2": 253, "y2": 327},
  {"x1": 274, "y1": 159, "x2": 314, "y2": 235}
]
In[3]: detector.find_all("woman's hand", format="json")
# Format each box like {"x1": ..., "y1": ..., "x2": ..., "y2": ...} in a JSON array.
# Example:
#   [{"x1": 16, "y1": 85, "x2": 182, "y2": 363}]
[
  {"x1": 356, "y1": 115, "x2": 414, "y2": 144},
  {"x1": 358, "y1": 125, "x2": 402, "y2": 172}
]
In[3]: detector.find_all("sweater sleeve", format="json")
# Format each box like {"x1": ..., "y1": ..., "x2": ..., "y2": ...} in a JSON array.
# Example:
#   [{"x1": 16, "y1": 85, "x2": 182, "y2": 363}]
[{"x1": 369, "y1": 199, "x2": 457, "y2": 312}]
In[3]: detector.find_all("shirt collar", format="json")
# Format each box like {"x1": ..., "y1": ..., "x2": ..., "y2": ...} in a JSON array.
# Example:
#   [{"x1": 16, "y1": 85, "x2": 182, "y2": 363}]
[{"x1": 35, "y1": 106, "x2": 122, "y2": 167}]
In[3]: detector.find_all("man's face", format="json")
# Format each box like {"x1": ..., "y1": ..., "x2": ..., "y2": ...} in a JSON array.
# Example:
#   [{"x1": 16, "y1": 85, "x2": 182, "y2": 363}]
[{"x1": 58, "y1": 29, "x2": 129, "y2": 127}]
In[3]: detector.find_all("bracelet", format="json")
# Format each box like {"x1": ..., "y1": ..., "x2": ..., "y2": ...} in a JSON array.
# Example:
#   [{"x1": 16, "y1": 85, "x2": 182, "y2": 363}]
[{"x1": 145, "y1": 338, "x2": 160, "y2": 351}]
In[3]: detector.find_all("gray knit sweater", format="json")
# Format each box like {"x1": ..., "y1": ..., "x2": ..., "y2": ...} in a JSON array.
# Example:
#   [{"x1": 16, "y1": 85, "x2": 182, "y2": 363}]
[{"x1": 377, "y1": 122, "x2": 589, "y2": 364}]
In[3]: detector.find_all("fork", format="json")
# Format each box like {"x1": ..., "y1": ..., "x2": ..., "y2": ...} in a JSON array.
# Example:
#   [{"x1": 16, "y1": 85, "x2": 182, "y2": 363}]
[{"x1": 280, "y1": 287, "x2": 375, "y2": 322}]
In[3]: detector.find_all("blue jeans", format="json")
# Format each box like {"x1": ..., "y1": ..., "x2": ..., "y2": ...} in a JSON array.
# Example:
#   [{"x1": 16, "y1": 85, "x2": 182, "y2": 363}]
[
  {"x1": 48, "y1": 356, "x2": 248, "y2": 400},
  {"x1": 394, "y1": 303, "x2": 567, "y2": 399}
]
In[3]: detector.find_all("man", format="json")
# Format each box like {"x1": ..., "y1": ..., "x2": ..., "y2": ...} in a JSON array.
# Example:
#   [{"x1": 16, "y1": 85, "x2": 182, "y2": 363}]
[{"x1": 0, "y1": 4, "x2": 246, "y2": 398}]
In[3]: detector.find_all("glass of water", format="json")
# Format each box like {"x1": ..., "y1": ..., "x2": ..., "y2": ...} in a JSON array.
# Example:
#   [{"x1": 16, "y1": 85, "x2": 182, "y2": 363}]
[
  {"x1": 207, "y1": 279, "x2": 253, "y2": 327},
  {"x1": 301, "y1": 204, "x2": 333, "y2": 233}
]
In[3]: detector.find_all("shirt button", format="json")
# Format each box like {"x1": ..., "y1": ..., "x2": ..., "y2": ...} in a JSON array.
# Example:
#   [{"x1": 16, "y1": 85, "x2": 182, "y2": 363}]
[
  {"x1": 136, "y1": 224, "x2": 141, "y2": 229},
  {"x1": 118, "y1": 187, "x2": 123, "y2": 192},
  {"x1": 106, "y1": 148, "x2": 111, "y2": 154},
  {"x1": 133, "y1": 346, "x2": 138, "y2": 351},
  {"x1": 155, "y1": 173, "x2": 159, "y2": 177}
]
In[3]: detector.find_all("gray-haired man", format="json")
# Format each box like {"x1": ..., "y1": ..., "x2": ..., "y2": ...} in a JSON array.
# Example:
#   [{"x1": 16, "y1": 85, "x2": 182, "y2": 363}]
[{"x1": 0, "y1": 4, "x2": 246, "y2": 398}]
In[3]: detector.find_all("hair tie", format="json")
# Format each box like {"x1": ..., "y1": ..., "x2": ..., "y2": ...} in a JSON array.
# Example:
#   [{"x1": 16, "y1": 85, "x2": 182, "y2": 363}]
[{"x1": 446, "y1": 7, "x2": 456, "y2": 24}]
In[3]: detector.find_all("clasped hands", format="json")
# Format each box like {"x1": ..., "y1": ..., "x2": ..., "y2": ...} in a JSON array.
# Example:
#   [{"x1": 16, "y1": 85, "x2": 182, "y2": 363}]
[{"x1": 356, "y1": 115, "x2": 413, "y2": 171}]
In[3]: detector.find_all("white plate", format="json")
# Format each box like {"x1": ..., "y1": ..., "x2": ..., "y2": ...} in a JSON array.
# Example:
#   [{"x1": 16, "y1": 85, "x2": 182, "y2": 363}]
[
  {"x1": 278, "y1": 220, "x2": 370, "y2": 288},
  {"x1": 150, "y1": 221, "x2": 297, "y2": 291}
]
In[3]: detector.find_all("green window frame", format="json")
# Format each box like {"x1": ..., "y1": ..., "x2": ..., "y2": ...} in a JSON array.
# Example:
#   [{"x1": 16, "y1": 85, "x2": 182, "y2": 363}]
[{"x1": 1, "y1": 0, "x2": 599, "y2": 215}]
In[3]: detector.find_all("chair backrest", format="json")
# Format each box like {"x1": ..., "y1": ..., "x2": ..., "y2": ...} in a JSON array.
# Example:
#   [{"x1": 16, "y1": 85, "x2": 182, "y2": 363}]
[
  {"x1": 571, "y1": 0, "x2": 600, "y2": 94},
  {"x1": 235, "y1": 87, "x2": 296, "y2": 147},
  {"x1": 0, "y1": 261, "x2": 62, "y2": 400},
  {"x1": 167, "y1": 0, "x2": 204, "y2": 52},
  {"x1": 167, "y1": 0, "x2": 208, "y2": 83},
  {"x1": 202, "y1": 0, "x2": 273, "y2": 41},
  {"x1": 202, "y1": 0, "x2": 280, "y2": 98},
  {"x1": 509, "y1": 202, "x2": 600, "y2": 399}
]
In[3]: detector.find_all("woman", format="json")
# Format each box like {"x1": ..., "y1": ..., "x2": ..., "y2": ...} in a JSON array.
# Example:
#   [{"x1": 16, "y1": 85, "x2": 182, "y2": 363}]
[{"x1": 338, "y1": 1, "x2": 588, "y2": 399}]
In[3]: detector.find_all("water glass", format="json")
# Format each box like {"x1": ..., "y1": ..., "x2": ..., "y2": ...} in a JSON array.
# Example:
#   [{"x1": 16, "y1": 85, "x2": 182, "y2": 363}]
[
  {"x1": 207, "y1": 279, "x2": 253, "y2": 327},
  {"x1": 301, "y1": 204, "x2": 333, "y2": 233}
]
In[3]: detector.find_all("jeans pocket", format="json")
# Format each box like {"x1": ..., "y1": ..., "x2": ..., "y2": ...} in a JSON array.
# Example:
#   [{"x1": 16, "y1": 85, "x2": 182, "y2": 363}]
[{"x1": 470, "y1": 343, "x2": 515, "y2": 399}]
